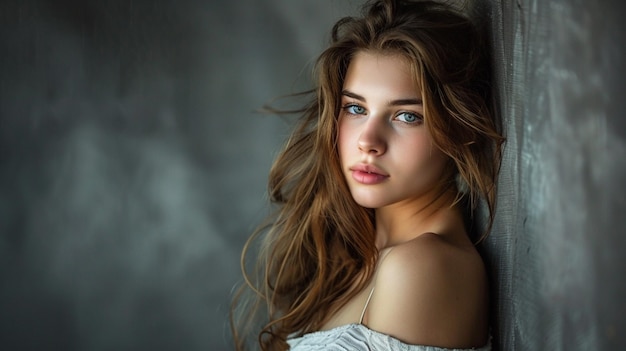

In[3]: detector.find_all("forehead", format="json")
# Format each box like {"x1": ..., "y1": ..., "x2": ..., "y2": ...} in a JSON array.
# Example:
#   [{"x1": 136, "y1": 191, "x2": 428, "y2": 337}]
[{"x1": 343, "y1": 51, "x2": 421, "y2": 95}]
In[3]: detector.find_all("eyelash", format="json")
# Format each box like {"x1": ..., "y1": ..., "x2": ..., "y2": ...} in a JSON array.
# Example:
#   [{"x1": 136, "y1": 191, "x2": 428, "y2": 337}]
[
  {"x1": 341, "y1": 103, "x2": 423, "y2": 125},
  {"x1": 396, "y1": 111, "x2": 423, "y2": 124},
  {"x1": 342, "y1": 103, "x2": 366, "y2": 115}
]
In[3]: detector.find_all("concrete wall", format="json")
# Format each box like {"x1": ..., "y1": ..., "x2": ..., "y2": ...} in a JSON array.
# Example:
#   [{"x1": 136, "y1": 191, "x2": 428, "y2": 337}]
[
  {"x1": 484, "y1": 0, "x2": 626, "y2": 349},
  {"x1": 0, "y1": 0, "x2": 624, "y2": 350}
]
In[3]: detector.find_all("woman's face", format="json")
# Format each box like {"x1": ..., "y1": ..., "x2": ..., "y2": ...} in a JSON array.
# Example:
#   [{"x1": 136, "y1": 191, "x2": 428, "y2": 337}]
[{"x1": 338, "y1": 51, "x2": 449, "y2": 210}]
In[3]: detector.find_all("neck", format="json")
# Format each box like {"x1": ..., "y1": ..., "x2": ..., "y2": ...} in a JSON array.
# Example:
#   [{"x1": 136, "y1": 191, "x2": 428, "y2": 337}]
[{"x1": 374, "y1": 186, "x2": 462, "y2": 249}]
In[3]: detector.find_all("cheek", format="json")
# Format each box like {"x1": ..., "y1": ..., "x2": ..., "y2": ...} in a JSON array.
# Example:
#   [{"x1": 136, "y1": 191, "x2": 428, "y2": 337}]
[
  {"x1": 400, "y1": 133, "x2": 447, "y2": 171},
  {"x1": 337, "y1": 119, "x2": 353, "y2": 163},
  {"x1": 422, "y1": 145, "x2": 451, "y2": 176},
  {"x1": 399, "y1": 131, "x2": 433, "y2": 157}
]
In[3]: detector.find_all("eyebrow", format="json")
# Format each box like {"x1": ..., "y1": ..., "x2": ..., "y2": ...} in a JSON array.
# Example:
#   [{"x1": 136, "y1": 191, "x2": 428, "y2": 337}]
[{"x1": 342, "y1": 90, "x2": 422, "y2": 106}]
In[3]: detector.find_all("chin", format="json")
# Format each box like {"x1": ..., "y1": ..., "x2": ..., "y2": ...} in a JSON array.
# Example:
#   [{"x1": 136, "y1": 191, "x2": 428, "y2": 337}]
[{"x1": 351, "y1": 195, "x2": 389, "y2": 209}]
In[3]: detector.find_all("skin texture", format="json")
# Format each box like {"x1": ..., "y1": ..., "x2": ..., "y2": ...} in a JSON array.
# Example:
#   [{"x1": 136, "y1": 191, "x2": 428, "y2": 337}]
[{"x1": 326, "y1": 51, "x2": 489, "y2": 348}]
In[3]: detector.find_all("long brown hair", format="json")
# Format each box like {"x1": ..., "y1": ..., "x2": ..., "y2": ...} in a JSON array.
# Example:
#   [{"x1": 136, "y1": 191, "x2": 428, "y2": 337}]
[{"x1": 231, "y1": 1, "x2": 504, "y2": 350}]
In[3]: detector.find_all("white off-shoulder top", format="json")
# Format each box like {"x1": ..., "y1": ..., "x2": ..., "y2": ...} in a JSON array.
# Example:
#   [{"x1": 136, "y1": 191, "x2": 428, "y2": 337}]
[{"x1": 287, "y1": 323, "x2": 491, "y2": 351}]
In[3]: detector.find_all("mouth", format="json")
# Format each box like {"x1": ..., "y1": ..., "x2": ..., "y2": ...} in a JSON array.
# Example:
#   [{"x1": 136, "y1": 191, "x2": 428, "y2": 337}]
[
  {"x1": 349, "y1": 164, "x2": 388, "y2": 176},
  {"x1": 349, "y1": 164, "x2": 389, "y2": 184}
]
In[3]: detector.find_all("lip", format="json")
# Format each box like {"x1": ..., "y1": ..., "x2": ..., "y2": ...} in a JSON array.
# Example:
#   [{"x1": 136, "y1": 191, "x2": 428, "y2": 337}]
[{"x1": 349, "y1": 164, "x2": 389, "y2": 185}]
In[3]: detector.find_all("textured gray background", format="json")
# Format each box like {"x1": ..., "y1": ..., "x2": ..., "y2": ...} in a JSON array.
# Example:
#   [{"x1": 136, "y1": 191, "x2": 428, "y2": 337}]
[
  {"x1": 484, "y1": 0, "x2": 626, "y2": 350},
  {"x1": 0, "y1": 0, "x2": 624, "y2": 350}
]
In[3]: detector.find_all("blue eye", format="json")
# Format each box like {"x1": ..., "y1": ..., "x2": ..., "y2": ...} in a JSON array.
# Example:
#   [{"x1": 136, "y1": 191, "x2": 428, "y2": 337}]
[
  {"x1": 344, "y1": 104, "x2": 366, "y2": 115},
  {"x1": 396, "y1": 112, "x2": 422, "y2": 124}
]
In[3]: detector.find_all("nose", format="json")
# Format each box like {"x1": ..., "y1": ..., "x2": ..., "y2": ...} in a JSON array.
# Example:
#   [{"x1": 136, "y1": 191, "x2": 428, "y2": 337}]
[{"x1": 357, "y1": 117, "x2": 386, "y2": 155}]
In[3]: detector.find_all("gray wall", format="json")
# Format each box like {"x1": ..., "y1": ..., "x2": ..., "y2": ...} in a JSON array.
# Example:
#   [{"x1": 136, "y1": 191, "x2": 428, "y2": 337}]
[
  {"x1": 485, "y1": 0, "x2": 626, "y2": 350},
  {"x1": 0, "y1": 0, "x2": 624, "y2": 350}
]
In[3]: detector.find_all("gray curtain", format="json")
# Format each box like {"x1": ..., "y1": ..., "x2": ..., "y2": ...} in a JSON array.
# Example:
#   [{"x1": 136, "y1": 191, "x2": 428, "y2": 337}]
[{"x1": 0, "y1": 0, "x2": 624, "y2": 350}]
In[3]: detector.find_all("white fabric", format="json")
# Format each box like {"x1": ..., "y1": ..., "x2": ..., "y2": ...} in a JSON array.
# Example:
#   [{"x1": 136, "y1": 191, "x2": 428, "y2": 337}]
[{"x1": 287, "y1": 324, "x2": 491, "y2": 351}]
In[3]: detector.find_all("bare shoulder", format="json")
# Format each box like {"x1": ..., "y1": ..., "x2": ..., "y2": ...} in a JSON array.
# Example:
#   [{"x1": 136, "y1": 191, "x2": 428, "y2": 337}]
[{"x1": 366, "y1": 233, "x2": 489, "y2": 348}]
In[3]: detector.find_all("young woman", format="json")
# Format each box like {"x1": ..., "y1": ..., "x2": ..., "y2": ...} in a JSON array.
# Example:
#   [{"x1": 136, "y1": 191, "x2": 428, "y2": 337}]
[{"x1": 232, "y1": 0, "x2": 504, "y2": 350}]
